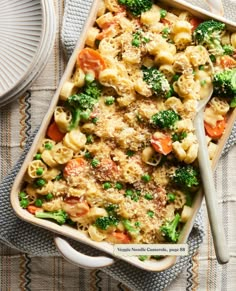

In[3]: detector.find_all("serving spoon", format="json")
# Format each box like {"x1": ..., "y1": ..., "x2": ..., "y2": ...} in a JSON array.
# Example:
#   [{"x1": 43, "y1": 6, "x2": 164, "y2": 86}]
[{"x1": 193, "y1": 74, "x2": 229, "y2": 264}]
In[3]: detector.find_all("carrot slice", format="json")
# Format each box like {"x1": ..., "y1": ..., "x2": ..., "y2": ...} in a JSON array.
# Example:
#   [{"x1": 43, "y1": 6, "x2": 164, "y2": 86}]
[
  {"x1": 151, "y1": 134, "x2": 172, "y2": 155},
  {"x1": 96, "y1": 25, "x2": 115, "y2": 40},
  {"x1": 220, "y1": 55, "x2": 236, "y2": 69},
  {"x1": 204, "y1": 118, "x2": 226, "y2": 139},
  {"x1": 77, "y1": 48, "x2": 106, "y2": 78},
  {"x1": 189, "y1": 17, "x2": 203, "y2": 31},
  {"x1": 110, "y1": 232, "x2": 131, "y2": 244},
  {"x1": 63, "y1": 158, "x2": 87, "y2": 177},
  {"x1": 63, "y1": 197, "x2": 90, "y2": 217},
  {"x1": 96, "y1": 158, "x2": 119, "y2": 181},
  {"x1": 160, "y1": 18, "x2": 171, "y2": 26},
  {"x1": 27, "y1": 205, "x2": 42, "y2": 215},
  {"x1": 64, "y1": 197, "x2": 82, "y2": 204},
  {"x1": 47, "y1": 121, "x2": 65, "y2": 142}
]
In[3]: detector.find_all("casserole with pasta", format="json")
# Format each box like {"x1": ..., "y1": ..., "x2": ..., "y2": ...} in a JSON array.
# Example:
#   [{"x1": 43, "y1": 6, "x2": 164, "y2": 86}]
[{"x1": 15, "y1": 0, "x2": 236, "y2": 261}]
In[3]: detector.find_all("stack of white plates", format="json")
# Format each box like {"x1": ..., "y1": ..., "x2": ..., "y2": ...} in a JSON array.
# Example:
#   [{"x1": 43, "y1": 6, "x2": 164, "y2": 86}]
[{"x1": 0, "y1": 0, "x2": 56, "y2": 107}]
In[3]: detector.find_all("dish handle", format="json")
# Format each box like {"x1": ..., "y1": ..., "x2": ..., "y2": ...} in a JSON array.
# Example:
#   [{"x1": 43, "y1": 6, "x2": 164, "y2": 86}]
[{"x1": 54, "y1": 237, "x2": 115, "y2": 269}]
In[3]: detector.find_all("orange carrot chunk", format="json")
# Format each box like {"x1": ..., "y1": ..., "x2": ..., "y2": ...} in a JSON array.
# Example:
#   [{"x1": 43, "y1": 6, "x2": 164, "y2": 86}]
[
  {"x1": 110, "y1": 232, "x2": 131, "y2": 244},
  {"x1": 27, "y1": 205, "x2": 42, "y2": 215},
  {"x1": 63, "y1": 158, "x2": 87, "y2": 177},
  {"x1": 220, "y1": 55, "x2": 236, "y2": 69},
  {"x1": 151, "y1": 133, "x2": 172, "y2": 155},
  {"x1": 63, "y1": 198, "x2": 90, "y2": 218},
  {"x1": 77, "y1": 48, "x2": 106, "y2": 78},
  {"x1": 189, "y1": 17, "x2": 203, "y2": 31},
  {"x1": 47, "y1": 121, "x2": 65, "y2": 142},
  {"x1": 204, "y1": 118, "x2": 226, "y2": 139}
]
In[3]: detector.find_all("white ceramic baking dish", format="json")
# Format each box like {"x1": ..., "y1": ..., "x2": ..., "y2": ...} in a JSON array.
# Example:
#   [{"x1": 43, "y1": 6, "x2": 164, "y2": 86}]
[{"x1": 10, "y1": 0, "x2": 236, "y2": 271}]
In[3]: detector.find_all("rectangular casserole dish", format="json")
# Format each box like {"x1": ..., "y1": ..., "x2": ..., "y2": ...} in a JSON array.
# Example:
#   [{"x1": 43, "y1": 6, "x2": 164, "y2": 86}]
[{"x1": 10, "y1": 0, "x2": 236, "y2": 271}]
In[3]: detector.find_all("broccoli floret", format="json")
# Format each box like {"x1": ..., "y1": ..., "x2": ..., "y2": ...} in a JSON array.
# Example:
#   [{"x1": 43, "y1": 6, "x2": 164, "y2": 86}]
[
  {"x1": 67, "y1": 93, "x2": 97, "y2": 111},
  {"x1": 185, "y1": 191, "x2": 193, "y2": 207},
  {"x1": 151, "y1": 110, "x2": 180, "y2": 129},
  {"x1": 131, "y1": 30, "x2": 150, "y2": 47},
  {"x1": 118, "y1": 0, "x2": 152, "y2": 16},
  {"x1": 142, "y1": 67, "x2": 171, "y2": 98},
  {"x1": 65, "y1": 81, "x2": 101, "y2": 130},
  {"x1": 230, "y1": 97, "x2": 236, "y2": 108},
  {"x1": 105, "y1": 204, "x2": 118, "y2": 216},
  {"x1": 213, "y1": 68, "x2": 236, "y2": 98},
  {"x1": 35, "y1": 210, "x2": 68, "y2": 225},
  {"x1": 65, "y1": 99, "x2": 82, "y2": 130},
  {"x1": 132, "y1": 31, "x2": 142, "y2": 47},
  {"x1": 193, "y1": 20, "x2": 225, "y2": 55},
  {"x1": 172, "y1": 166, "x2": 200, "y2": 188},
  {"x1": 160, "y1": 213, "x2": 180, "y2": 242},
  {"x1": 122, "y1": 219, "x2": 140, "y2": 236},
  {"x1": 223, "y1": 44, "x2": 234, "y2": 56},
  {"x1": 84, "y1": 81, "x2": 101, "y2": 99},
  {"x1": 95, "y1": 216, "x2": 119, "y2": 230},
  {"x1": 172, "y1": 131, "x2": 187, "y2": 142},
  {"x1": 138, "y1": 255, "x2": 148, "y2": 261}
]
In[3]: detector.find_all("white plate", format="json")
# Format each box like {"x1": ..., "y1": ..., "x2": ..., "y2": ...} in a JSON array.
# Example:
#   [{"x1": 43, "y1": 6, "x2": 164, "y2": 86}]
[
  {"x1": 0, "y1": 0, "x2": 56, "y2": 107},
  {"x1": 0, "y1": 0, "x2": 44, "y2": 98}
]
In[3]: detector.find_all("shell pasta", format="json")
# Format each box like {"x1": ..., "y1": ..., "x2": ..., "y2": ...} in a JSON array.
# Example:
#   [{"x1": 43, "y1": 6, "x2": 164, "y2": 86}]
[{"x1": 18, "y1": 0, "x2": 235, "y2": 247}]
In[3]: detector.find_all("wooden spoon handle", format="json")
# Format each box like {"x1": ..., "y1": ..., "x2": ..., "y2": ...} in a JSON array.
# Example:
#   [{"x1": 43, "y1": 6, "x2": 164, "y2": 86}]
[
  {"x1": 194, "y1": 112, "x2": 229, "y2": 264},
  {"x1": 205, "y1": 0, "x2": 224, "y2": 16}
]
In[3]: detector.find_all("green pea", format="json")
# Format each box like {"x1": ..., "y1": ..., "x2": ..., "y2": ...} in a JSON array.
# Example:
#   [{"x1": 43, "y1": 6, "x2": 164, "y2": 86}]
[
  {"x1": 36, "y1": 167, "x2": 44, "y2": 176},
  {"x1": 85, "y1": 73, "x2": 95, "y2": 84},
  {"x1": 92, "y1": 117, "x2": 98, "y2": 124},
  {"x1": 147, "y1": 210, "x2": 154, "y2": 218},
  {"x1": 167, "y1": 193, "x2": 176, "y2": 202},
  {"x1": 86, "y1": 135, "x2": 94, "y2": 144},
  {"x1": 20, "y1": 199, "x2": 29, "y2": 209},
  {"x1": 126, "y1": 150, "x2": 134, "y2": 157},
  {"x1": 160, "y1": 9, "x2": 167, "y2": 18},
  {"x1": 162, "y1": 28, "x2": 170, "y2": 38},
  {"x1": 105, "y1": 96, "x2": 115, "y2": 105},
  {"x1": 44, "y1": 142, "x2": 53, "y2": 150},
  {"x1": 80, "y1": 111, "x2": 90, "y2": 120},
  {"x1": 55, "y1": 174, "x2": 62, "y2": 181},
  {"x1": 84, "y1": 151, "x2": 92, "y2": 159},
  {"x1": 35, "y1": 199, "x2": 43, "y2": 207},
  {"x1": 125, "y1": 189, "x2": 134, "y2": 197},
  {"x1": 35, "y1": 179, "x2": 46, "y2": 188},
  {"x1": 115, "y1": 182, "x2": 123, "y2": 190},
  {"x1": 144, "y1": 193, "x2": 153, "y2": 200},
  {"x1": 19, "y1": 191, "x2": 27, "y2": 199},
  {"x1": 34, "y1": 154, "x2": 42, "y2": 160},
  {"x1": 210, "y1": 54, "x2": 216, "y2": 62},
  {"x1": 172, "y1": 74, "x2": 180, "y2": 82},
  {"x1": 91, "y1": 158, "x2": 100, "y2": 168},
  {"x1": 141, "y1": 174, "x2": 151, "y2": 183},
  {"x1": 132, "y1": 38, "x2": 140, "y2": 47},
  {"x1": 103, "y1": 182, "x2": 112, "y2": 190},
  {"x1": 46, "y1": 193, "x2": 53, "y2": 201}
]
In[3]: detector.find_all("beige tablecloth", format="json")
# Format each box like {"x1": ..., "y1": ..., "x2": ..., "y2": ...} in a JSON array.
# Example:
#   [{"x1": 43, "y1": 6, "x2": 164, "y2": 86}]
[{"x1": 0, "y1": 0, "x2": 236, "y2": 290}]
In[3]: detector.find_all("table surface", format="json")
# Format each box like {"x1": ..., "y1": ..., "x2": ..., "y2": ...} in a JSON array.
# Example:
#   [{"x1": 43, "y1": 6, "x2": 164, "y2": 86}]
[{"x1": 0, "y1": 1, "x2": 236, "y2": 290}]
